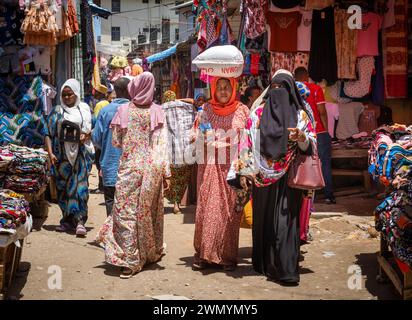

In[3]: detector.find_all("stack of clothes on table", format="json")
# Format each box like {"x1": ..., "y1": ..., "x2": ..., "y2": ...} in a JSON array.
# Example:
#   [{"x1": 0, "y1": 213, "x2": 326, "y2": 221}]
[
  {"x1": 0, "y1": 189, "x2": 29, "y2": 231},
  {"x1": 369, "y1": 124, "x2": 412, "y2": 268},
  {"x1": 0, "y1": 144, "x2": 48, "y2": 193},
  {"x1": 0, "y1": 147, "x2": 14, "y2": 188}
]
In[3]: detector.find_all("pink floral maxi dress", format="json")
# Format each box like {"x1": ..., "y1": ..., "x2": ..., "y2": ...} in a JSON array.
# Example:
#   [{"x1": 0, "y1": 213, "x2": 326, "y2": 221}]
[
  {"x1": 194, "y1": 103, "x2": 249, "y2": 266},
  {"x1": 98, "y1": 107, "x2": 170, "y2": 273}
]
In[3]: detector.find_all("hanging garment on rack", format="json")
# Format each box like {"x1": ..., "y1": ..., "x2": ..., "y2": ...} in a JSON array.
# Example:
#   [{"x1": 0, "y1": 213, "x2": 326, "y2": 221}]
[
  {"x1": 271, "y1": 0, "x2": 300, "y2": 9},
  {"x1": 334, "y1": 8, "x2": 358, "y2": 80},
  {"x1": 357, "y1": 12, "x2": 382, "y2": 57},
  {"x1": 294, "y1": 52, "x2": 309, "y2": 71},
  {"x1": 297, "y1": 8, "x2": 312, "y2": 52},
  {"x1": 308, "y1": 6, "x2": 337, "y2": 84},
  {"x1": 197, "y1": 17, "x2": 207, "y2": 52},
  {"x1": 305, "y1": 0, "x2": 334, "y2": 10},
  {"x1": 42, "y1": 81, "x2": 57, "y2": 115},
  {"x1": 371, "y1": 31, "x2": 385, "y2": 105},
  {"x1": 21, "y1": 0, "x2": 59, "y2": 47},
  {"x1": 244, "y1": 0, "x2": 267, "y2": 39},
  {"x1": 0, "y1": 4, "x2": 25, "y2": 46},
  {"x1": 266, "y1": 11, "x2": 301, "y2": 52},
  {"x1": 67, "y1": 0, "x2": 79, "y2": 34},
  {"x1": 381, "y1": 0, "x2": 396, "y2": 29},
  {"x1": 343, "y1": 56, "x2": 375, "y2": 98},
  {"x1": 270, "y1": 52, "x2": 295, "y2": 76}
]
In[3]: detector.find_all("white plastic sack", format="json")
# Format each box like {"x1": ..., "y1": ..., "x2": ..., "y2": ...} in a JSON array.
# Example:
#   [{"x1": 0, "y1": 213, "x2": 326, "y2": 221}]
[{"x1": 192, "y1": 45, "x2": 244, "y2": 78}]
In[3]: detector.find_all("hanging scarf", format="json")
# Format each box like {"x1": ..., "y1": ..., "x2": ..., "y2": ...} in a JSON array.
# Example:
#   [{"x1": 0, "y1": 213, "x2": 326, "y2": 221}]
[
  {"x1": 259, "y1": 73, "x2": 305, "y2": 160},
  {"x1": 58, "y1": 78, "x2": 94, "y2": 166},
  {"x1": 209, "y1": 77, "x2": 240, "y2": 116}
]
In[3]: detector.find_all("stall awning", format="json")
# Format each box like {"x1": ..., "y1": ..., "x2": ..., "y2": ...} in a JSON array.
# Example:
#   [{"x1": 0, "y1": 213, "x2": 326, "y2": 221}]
[
  {"x1": 146, "y1": 44, "x2": 179, "y2": 64},
  {"x1": 170, "y1": 1, "x2": 194, "y2": 10},
  {"x1": 89, "y1": 0, "x2": 112, "y2": 19}
]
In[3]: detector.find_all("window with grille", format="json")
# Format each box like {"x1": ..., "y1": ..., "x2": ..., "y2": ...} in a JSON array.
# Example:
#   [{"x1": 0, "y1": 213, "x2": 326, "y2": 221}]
[
  {"x1": 112, "y1": 0, "x2": 120, "y2": 13},
  {"x1": 150, "y1": 28, "x2": 158, "y2": 43},
  {"x1": 111, "y1": 27, "x2": 120, "y2": 41},
  {"x1": 162, "y1": 19, "x2": 170, "y2": 43},
  {"x1": 143, "y1": 0, "x2": 148, "y2": 3},
  {"x1": 138, "y1": 34, "x2": 147, "y2": 44},
  {"x1": 175, "y1": 28, "x2": 179, "y2": 41},
  {"x1": 155, "y1": 0, "x2": 161, "y2": 3}
]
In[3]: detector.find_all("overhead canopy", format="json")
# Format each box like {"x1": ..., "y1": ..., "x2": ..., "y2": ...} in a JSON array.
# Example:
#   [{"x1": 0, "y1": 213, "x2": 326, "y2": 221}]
[
  {"x1": 170, "y1": 0, "x2": 193, "y2": 10},
  {"x1": 88, "y1": 0, "x2": 112, "y2": 19},
  {"x1": 146, "y1": 44, "x2": 179, "y2": 64}
]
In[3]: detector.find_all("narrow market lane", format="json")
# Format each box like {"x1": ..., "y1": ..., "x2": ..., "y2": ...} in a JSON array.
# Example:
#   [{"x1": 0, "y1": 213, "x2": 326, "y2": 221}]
[{"x1": 7, "y1": 169, "x2": 399, "y2": 300}]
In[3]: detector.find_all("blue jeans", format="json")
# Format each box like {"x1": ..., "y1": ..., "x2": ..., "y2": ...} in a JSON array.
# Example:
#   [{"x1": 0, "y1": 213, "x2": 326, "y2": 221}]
[{"x1": 317, "y1": 132, "x2": 334, "y2": 199}]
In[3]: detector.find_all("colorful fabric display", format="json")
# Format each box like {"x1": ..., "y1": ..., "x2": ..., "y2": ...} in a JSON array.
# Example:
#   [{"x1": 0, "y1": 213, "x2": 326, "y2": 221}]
[
  {"x1": 0, "y1": 144, "x2": 48, "y2": 193},
  {"x1": 370, "y1": 125, "x2": 412, "y2": 268},
  {"x1": 0, "y1": 189, "x2": 29, "y2": 231}
]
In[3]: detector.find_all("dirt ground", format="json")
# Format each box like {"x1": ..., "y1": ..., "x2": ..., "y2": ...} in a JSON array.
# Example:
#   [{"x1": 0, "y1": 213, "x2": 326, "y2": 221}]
[{"x1": 6, "y1": 168, "x2": 401, "y2": 300}]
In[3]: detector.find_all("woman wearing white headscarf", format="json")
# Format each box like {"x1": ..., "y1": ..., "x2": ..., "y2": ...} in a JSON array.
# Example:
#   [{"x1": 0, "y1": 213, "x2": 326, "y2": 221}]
[{"x1": 47, "y1": 79, "x2": 94, "y2": 236}]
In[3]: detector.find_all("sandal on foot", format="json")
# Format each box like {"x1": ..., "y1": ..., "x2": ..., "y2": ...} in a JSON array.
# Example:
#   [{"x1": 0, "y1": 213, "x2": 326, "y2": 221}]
[
  {"x1": 192, "y1": 261, "x2": 206, "y2": 270},
  {"x1": 120, "y1": 268, "x2": 137, "y2": 279},
  {"x1": 76, "y1": 223, "x2": 87, "y2": 237}
]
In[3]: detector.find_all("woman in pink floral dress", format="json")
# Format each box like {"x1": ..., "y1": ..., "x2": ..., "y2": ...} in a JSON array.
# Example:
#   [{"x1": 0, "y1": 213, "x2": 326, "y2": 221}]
[
  {"x1": 97, "y1": 72, "x2": 171, "y2": 278},
  {"x1": 192, "y1": 77, "x2": 249, "y2": 271}
]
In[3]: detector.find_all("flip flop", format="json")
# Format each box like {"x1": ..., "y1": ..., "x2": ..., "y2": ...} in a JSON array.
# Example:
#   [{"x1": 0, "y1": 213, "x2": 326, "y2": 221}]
[
  {"x1": 76, "y1": 224, "x2": 87, "y2": 237},
  {"x1": 120, "y1": 268, "x2": 137, "y2": 279}
]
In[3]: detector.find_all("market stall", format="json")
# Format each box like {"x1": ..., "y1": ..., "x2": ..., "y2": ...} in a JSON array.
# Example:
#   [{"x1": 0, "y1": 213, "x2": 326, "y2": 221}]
[
  {"x1": 0, "y1": 0, "x2": 82, "y2": 298},
  {"x1": 0, "y1": 190, "x2": 32, "y2": 299},
  {"x1": 369, "y1": 124, "x2": 412, "y2": 300}
]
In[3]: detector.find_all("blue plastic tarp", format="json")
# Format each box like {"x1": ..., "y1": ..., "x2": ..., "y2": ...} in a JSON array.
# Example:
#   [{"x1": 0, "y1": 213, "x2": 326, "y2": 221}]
[{"x1": 146, "y1": 44, "x2": 178, "y2": 64}]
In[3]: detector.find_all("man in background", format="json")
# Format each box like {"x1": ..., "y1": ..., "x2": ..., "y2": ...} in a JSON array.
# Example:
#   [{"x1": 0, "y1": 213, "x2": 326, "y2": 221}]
[
  {"x1": 242, "y1": 86, "x2": 262, "y2": 109},
  {"x1": 295, "y1": 67, "x2": 336, "y2": 204},
  {"x1": 92, "y1": 77, "x2": 131, "y2": 215}
]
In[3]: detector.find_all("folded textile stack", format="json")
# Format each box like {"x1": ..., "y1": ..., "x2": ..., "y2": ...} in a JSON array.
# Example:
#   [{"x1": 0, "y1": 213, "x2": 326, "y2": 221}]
[
  {"x1": 0, "y1": 189, "x2": 30, "y2": 231},
  {"x1": 0, "y1": 144, "x2": 48, "y2": 193},
  {"x1": 0, "y1": 147, "x2": 15, "y2": 172},
  {"x1": 369, "y1": 124, "x2": 412, "y2": 268}
]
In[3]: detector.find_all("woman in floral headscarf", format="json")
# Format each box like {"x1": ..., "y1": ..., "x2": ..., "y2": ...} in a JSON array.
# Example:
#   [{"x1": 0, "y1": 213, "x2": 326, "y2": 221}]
[{"x1": 97, "y1": 72, "x2": 171, "y2": 278}]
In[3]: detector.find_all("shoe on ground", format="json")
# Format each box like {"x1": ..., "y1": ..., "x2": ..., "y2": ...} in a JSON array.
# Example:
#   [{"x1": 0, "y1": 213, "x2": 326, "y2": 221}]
[
  {"x1": 76, "y1": 223, "x2": 87, "y2": 237},
  {"x1": 325, "y1": 197, "x2": 336, "y2": 205}
]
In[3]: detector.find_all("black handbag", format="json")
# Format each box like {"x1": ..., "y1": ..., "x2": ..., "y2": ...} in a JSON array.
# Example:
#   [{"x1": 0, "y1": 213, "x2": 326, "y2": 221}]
[
  {"x1": 59, "y1": 120, "x2": 81, "y2": 143},
  {"x1": 59, "y1": 106, "x2": 83, "y2": 143}
]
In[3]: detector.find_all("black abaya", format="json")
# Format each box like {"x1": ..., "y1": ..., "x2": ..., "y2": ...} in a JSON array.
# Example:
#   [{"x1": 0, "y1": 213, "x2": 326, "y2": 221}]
[{"x1": 252, "y1": 172, "x2": 303, "y2": 283}]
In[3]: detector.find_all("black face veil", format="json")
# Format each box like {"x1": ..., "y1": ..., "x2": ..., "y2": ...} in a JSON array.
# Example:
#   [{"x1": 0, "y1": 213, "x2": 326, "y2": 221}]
[{"x1": 259, "y1": 73, "x2": 305, "y2": 160}]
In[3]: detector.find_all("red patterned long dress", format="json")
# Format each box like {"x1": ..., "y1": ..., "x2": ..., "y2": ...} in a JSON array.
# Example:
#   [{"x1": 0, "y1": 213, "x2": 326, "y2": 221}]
[{"x1": 194, "y1": 103, "x2": 249, "y2": 267}]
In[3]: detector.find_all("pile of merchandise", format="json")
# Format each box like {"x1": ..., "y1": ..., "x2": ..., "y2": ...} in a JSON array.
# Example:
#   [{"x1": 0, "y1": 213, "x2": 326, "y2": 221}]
[
  {"x1": 0, "y1": 144, "x2": 48, "y2": 193},
  {"x1": 369, "y1": 124, "x2": 412, "y2": 268},
  {"x1": 0, "y1": 189, "x2": 30, "y2": 231}
]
